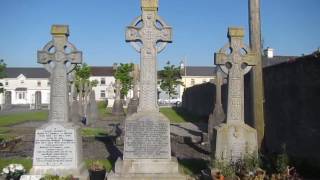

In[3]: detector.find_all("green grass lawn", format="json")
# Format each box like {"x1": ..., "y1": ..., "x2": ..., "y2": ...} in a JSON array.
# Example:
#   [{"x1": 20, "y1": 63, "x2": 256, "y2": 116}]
[
  {"x1": 160, "y1": 107, "x2": 206, "y2": 123},
  {"x1": 0, "y1": 111, "x2": 48, "y2": 127},
  {"x1": 0, "y1": 158, "x2": 33, "y2": 172},
  {"x1": 97, "y1": 101, "x2": 112, "y2": 118},
  {"x1": 0, "y1": 158, "x2": 113, "y2": 173},
  {"x1": 81, "y1": 128, "x2": 108, "y2": 137}
]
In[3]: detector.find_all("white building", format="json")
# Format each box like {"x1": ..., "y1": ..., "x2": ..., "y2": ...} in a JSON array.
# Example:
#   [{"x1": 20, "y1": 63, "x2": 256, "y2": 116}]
[{"x1": 0, "y1": 67, "x2": 117, "y2": 108}]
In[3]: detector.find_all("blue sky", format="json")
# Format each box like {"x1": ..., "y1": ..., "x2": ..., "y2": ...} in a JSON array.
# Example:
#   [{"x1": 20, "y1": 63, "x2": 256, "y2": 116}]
[{"x1": 0, "y1": 0, "x2": 319, "y2": 68}]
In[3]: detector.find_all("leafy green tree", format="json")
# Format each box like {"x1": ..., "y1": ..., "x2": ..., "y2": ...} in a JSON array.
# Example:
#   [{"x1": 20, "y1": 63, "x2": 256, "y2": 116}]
[
  {"x1": 74, "y1": 63, "x2": 97, "y2": 92},
  {"x1": 114, "y1": 63, "x2": 134, "y2": 98},
  {"x1": 0, "y1": 59, "x2": 7, "y2": 93},
  {"x1": 159, "y1": 61, "x2": 183, "y2": 99}
]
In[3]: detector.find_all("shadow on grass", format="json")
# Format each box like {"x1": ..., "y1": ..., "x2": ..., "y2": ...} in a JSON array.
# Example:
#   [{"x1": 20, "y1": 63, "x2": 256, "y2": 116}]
[
  {"x1": 178, "y1": 158, "x2": 209, "y2": 175},
  {"x1": 95, "y1": 123, "x2": 123, "y2": 169}
]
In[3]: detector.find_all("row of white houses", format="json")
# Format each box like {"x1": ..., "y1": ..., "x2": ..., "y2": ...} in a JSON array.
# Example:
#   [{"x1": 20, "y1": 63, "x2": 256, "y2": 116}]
[{"x1": 0, "y1": 66, "x2": 218, "y2": 108}]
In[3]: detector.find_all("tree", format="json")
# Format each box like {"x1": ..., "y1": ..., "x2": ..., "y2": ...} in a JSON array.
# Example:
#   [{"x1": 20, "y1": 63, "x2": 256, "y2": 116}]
[
  {"x1": 0, "y1": 59, "x2": 6, "y2": 93},
  {"x1": 73, "y1": 63, "x2": 98, "y2": 117},
  {"x1": 159, "y1": 61, "x2": 183, "y2": 99},
  {"x1": 114, "y1": 63, "x2": 134, "y2": 98}
]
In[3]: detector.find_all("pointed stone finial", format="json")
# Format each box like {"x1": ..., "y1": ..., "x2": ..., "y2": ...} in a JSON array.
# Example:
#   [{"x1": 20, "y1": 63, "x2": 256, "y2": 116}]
[
  {"x1": 141, "y1": 0, "x2": 158, "y2": 11},
  {"x1": 51, "y1": 25, "x2": 69, "y2": 36},
  {"x1": 228, "y1": 27, "x2": 245, "y2": 38}
]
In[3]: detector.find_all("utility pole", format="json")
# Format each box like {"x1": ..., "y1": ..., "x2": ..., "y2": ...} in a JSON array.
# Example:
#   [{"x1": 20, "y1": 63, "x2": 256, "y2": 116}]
[{"x1": 249, "y1": 0, "x2": 265, "y2": 149}]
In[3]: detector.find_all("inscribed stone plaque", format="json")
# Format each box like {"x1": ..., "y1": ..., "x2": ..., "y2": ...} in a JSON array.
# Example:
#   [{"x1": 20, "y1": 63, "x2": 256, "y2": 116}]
[
  {"x1": 124, "y1": 117, "x2": 170, "y2": 159},
  {"x1": 33, "y1": 123, "x2": 76, "y2": 167}
]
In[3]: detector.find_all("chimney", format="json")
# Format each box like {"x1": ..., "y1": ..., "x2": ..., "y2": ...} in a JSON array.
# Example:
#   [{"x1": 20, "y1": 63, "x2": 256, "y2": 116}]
[{"x1": 264, "y1": 47, "x2": 274, "y2": 58}]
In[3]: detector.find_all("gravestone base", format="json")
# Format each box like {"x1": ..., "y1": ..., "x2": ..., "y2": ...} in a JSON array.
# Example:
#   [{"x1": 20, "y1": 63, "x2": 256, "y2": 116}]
[
  {"x1": 112, "y1": 99, "x2": 125, "y2": 116},
  {"x1": 126, "y1": 98, "x2": 138, "y2": 116},
  {"x1": 108, "y1": 112, "x2": 187, "y2": 180},
  {"x1": 108, "y1": 158, "x2": 186, "y2": 180},
  {"x1": 213, "y1": 122, "x2": 258, "y2": 162},
  {"x1": 29, "y1": 122, "x2": 89, "y2": 180}
]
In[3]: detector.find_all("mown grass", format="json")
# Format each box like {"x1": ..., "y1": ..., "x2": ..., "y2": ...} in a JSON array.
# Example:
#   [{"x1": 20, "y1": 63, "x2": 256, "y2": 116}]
[
  {"x1": 0, "y1": 111, "x2": 48, "y2": 127},
  {"x1": 81, "y1": 128, "x2": 108, "y2": 137},
  {"x1": 0, "y1": 158, "x2": 33, "y2": 172},
  {"x1": 97, "y1": 101, "x2": 112, "y2": 118},
  {"x1": 0, "y1": 158, "x2": 113, "y2": 173},
  {"x1": 160, "y1": 107, "x2": 205, "y2": 123}
]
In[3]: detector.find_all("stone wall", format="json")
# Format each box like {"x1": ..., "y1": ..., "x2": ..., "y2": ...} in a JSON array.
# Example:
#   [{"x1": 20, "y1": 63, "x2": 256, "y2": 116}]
[
  {"x1": 181, "y1": 82, "x2": 228, "y2": 117},
  {"x1": 263, "y1": 55, "x2": 320, "y2": 175},
  {"x1": 181, "y1": 53, "x2": 320, "y2": 175}
]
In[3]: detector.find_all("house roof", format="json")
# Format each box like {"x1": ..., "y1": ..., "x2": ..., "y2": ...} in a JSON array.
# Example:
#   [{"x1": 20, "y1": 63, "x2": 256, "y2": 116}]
[
  {"x1": 90, "y1": 66, "x2": 114, "y2": 76},
  {"x1": 4, "y1": 66, "x2": 115, "y2": 79},
  {"x1": 5, "y1": 67, "x2": 50, "y2": 78},
  {"x1": 262, "y1": 56, "x2": 298, "y2": 67},
  {"x1": 183, "y1": 66, "x2": 217, "y2": 77}
]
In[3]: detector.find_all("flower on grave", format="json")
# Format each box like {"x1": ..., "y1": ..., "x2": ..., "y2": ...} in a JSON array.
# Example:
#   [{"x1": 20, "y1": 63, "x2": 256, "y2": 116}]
[{"x1": 1, "y1": 164, "x2": 26, "y2": 179}]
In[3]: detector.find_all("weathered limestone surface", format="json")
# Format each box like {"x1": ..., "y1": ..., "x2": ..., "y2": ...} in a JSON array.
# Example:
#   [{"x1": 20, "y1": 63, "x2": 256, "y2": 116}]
[
  {"x1": 213, "y1": 27, "x2": 258, "y2": 162},
  {"x1": 24, "y1": 25, "x2": 88, "y2": 180},
  {"x1": 86, "y1": 90, "x2": 98, "y2": 126},
  {"x1": 108, "y1": 1, "x2": 186, "y2": 179}
]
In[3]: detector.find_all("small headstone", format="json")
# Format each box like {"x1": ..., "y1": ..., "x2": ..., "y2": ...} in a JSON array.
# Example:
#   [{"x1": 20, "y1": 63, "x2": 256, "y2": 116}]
[
  {"x1": 208, "y1": 69, "x2": 226, "y2": 152},
  {"x1": 3, "y1": 91, "x2": 12, "y2": 110},
  {"x1": 108, "y1": 1, "x2": 186, "y2": 179},
  {"x1": 127, "y1": 64, "x2": 140, "y2": 116},
  {"x1": 112, "y1": 79, "x2": 125, "y2": 116},
  {"x1": 86, "y1": 90, "x2": 98, "y2": 126},
  {"x1": 28, "y1": 25, "x2": 88, "y2": 179},
  {"x1": 35, "y1": 91, "x2": 42, "y2": 110},
  {"x1": 213, "y1": 27, "x2": 258, "y2": 162}
]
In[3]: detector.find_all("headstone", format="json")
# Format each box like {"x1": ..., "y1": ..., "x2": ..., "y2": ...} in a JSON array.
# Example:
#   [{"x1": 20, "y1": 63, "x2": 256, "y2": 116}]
[
  {"x1": 35, "y1": 91, "x2": 42, "y2": 110},
  {"x1": 3, "y1": 91, "x2": 12, "y2": 109},
  {"x1": 22, "y1": 25, "x2": 88, "y2": 179},
  {"x1": 208, "y1": 69, "x2": 226, "y2": 152},
  {"x1": 212, "y1": 27, "x2": 258, "y2": 162},
  {"x1": 108, "y1": 1, "x2": 186, "y2": 179},
  {"x1": 112, "y1": 79, "x2": 125, "y2": 116},
  {"x1": 86, "y1": 90, "x2": 98, "y2": 126},
  {"x1": 127, "y1": 64, "x2": 140, "y2": 116}
]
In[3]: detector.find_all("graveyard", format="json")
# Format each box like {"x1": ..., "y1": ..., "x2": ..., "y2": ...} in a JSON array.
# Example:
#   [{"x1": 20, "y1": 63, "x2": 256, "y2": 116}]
[{"x1": 0, "y1": 0, "x2": 320, "y2": 180}]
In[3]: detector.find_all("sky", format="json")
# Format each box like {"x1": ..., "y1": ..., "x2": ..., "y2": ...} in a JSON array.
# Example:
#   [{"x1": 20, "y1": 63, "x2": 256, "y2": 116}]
[{"x1": 0, "y1": 0, "x2": 319, "y2": 68}]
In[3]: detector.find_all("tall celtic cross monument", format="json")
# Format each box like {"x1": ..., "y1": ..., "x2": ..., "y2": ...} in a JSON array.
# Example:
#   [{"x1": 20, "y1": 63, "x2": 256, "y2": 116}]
[
  {"x1": 213, "y1": 27, "x2": 258, "y2": 162},
  {"x1": 126, "y1": 0, "x2": 172, "y2": 112},
  {"x1": 108, "y1": 0, "x2": 186, "y2": 179},
  {"x1": 24, "y1": 25, "x2": 88, "y2": 180}
]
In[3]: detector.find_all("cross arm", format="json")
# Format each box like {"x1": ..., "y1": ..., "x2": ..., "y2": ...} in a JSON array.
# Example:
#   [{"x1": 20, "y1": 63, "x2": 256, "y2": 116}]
[
  {"x1": 37, "y1": 51, "x2": 55, "y2": 64},
  {"x1": 67, "y1": 51, "x2": 83, "y2": 64},
  {"x1": 156, "y1": 26, "x2": 172, "y2": 43},
  {"x1": 214, "y1": 52, "x2": 231, "y2": 66},
  {"x1": 126, "y1": 26, "x2": 141, "y2": 42},
  {"x1": 242, "y1": 52, "x2": 257, "y2": 66}
]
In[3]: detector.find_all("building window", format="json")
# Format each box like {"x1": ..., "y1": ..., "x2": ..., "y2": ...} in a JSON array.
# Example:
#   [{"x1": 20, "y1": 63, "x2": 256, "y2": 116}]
[
  {"x1": 202, "y1": 79, "x2": 207, "y2": 83},
  {"x1": 100, "y1": 90, "x2": 106, "y2": 98},
  {"x1": 20, "y1": 80, "x2": 24, "y2": 84},
  {"x1": 37, "y1": 81, "x2": 41, "y2": 87},
  {"x1": 47, "y1": 81, "x2": 50, "y2": 86},
  {"x1": 100, "y1": 78, "x2": 106, "y2": 85},
  {"x1": 191, "y1": 79, "x2": 195, "y2": 86},
  {"x1": 5, "y1": 81, "x2": 8, "y2": 86}
]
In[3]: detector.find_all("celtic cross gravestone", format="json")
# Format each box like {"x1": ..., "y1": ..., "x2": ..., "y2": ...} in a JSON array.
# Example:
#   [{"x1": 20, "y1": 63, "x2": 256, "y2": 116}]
[
  {"x1": 125, "y1": 0, "x2": 172, "y2": 112},
  {"x1": 108, "y1": 1, "x2": 186, "y2": 179},
  {"x1": 25, "y1": 25, "x2": 88, "y2": 180},
  {"x1": 213, "y1": 27, "x2": 258, "y2": 162}
]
